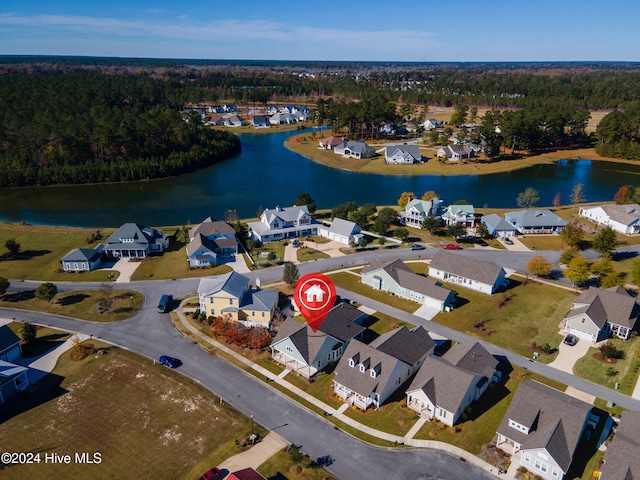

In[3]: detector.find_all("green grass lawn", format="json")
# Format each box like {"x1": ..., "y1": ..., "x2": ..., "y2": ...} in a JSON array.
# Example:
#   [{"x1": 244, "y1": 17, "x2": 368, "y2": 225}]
[
  {"x1": 0, "y1": 339, "x2": 259, "y2": 480},
  {"x1": 328, "y1": 272, "x2": 419, "y2": 313},
  {"x1": 296, "y1": 247, "x2": 330, "y2": 262},
  {"x1": 0, "y1": 289, "x2": 144, "y2": 322},
  {"x1": 342, "y1": 394, "x2": 419, "y2": 437},
  {"x1": 257, "y1": 448, "x2": 337, "y2": 480},
  {"x1": 518, "y1": 235, "x2": 566, "y2": 251},
  {"x1": 432, "y1": 279, "x2": 576, "y2": 363},
  {"x1": 573, "y1": 337, "x2": 640, "y2": 395}
]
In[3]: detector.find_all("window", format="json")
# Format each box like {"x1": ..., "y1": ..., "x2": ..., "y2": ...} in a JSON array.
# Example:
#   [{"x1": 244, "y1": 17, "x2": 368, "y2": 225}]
[
  {"x1": 359, "y1": 364, "x2": 366, "y2": 373},
  {"x1": 370, "y1": 370, "x2": 376, "y2": 378},
  {"x1": 581, "y1": 317, "x2": 585, "y2": 324},
  {"x1": 541, "y1": 464, "x2": 548, "y2": 473},
  {"x1": 523, "y1": 454, "x2": 531, "y2": 464},
  {"x1": 348, "y1": 359, "x2": 355, "y2": 367},
  {"x1": 286, "y1": 346, "x2": 293, "y2": 353},
  {"x1": 552, "y1": 468, "x2": 559, "y2": 477},
  {"x1": 534, "y1": 460, "x2": 541, "y2": 470}
]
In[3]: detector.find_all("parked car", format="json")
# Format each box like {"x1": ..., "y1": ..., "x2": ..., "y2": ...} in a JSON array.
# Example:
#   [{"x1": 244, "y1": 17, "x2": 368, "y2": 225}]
[
  {"x1": 159, "y1": 355, "x2": 181, "y2": 368},
  {"x1": 503, "y1": 237, "x2": 514, "y2": 245},
  {"x1": 410, "y1": 244, "x2": 425, "y2": 251},
  {"x1": 157, "y1": 294, "x2": 173, "y2": 313},
  {"x1": 199, "y1": 467, "x2": 222, "y2": 480},
  {"x1": 563, "y1": 334, "x2": 578, "y2": 346},
  {"x1": 292, "y1": 238, "x2": 299, "y2": 248},
  {"x1": 443, "y1": 243, "x2": 462, "y2": 250}
]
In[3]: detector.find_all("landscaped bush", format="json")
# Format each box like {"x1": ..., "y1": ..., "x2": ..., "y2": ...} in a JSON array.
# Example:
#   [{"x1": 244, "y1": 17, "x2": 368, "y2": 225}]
[{"x1": 210, "y1": 317, "x2": 271, "y2": 350}]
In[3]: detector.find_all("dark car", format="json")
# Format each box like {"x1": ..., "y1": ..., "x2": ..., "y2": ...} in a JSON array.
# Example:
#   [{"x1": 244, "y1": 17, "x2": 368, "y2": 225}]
[
  {"x1": 503, "y1": 237, "x2": 514, "y2": 245},
  {"x1": 159, "y1": 355, "x2": 181, "y2": 368},
  {"x1": 563, "y1": 334, "x2": 578, "y2": 346},
  {"x1": 199, "y1": 467, "x2": 222, "y2": 480},
  {"x1": 157, "y1": 294, "x2": 173, "y2": 313},
  {"x1": 443, "y1": 243, "x2": 462, "y2": 250},
  {"x1": 410, "y1": 244, "x2": 425, "y2": 251}
]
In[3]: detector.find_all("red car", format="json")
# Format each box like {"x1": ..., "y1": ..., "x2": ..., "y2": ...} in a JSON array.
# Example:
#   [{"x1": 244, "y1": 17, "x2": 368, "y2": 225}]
[
  {"x1": 443, "y1": 243, "x2": 462, "y2": 250},
  {"x1": 199, "y1": 467, "x2": 222, "y2": 480}
]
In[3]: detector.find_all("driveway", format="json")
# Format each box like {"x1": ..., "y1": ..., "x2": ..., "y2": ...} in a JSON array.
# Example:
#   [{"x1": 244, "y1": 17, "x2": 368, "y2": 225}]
[
  {"x1": 111, "y1": 258, "x2": 142, "y2": 282},
  {"x1": 500, "y1": 236, "x2": 529, "y2": 251},
  {"x1": 548, "y1": 335, "x2": 591, "y2": 373},
  {"x1": 219, "y1": 432, "x2": 288, "y2": 472},
  {"x1": 413, "y1": 304, "x2": 440, "y2": 321}
]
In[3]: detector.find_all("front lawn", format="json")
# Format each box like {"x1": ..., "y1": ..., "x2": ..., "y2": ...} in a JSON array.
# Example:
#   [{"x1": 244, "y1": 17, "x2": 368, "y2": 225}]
[
  {"x1": 296, "y1": 247, "x2": 330, "y2": 262},
  {"x1": 431, "y1": 279, "x2": 575, "y2": 362},
  {"x1": 517, "y1": 235, "x2": 565, "y2": 251},
  {"x1": 328, "y1": 272, "x2": 419, "y2": 313},
  {"x1": 258, "y1": 448, "x2": 337, "y2": 480}
]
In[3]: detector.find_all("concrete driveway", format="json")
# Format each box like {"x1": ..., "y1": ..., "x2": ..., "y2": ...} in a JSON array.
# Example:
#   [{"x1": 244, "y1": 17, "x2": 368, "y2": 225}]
[
  {"x1": 501, "y1": 236, "x2": 529, "y2": 251},
  {"x1": 111, "y1": 258, "x2": 142, "y2": 283},
  {"x1": 548, "y1": 335, "x2": 591, "y2": 373}
]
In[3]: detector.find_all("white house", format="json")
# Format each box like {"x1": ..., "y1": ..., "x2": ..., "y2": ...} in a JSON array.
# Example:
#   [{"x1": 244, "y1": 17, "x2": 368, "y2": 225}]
[
  {"x1": 441, "y1": 204, "x2": 476, "y2": 228},
  {"x1": 248, "y1": 205, "x2": 318, "y2": 243},
  {"x1": 224, "y1": 115, "x2": 246, "y2": 127},
  {"x1": 437, "y1": 145, "x2": 474, "y2": 161},
  {"x1": 0, "y1": 326, "x2": 29, "y2": 404},
  {"x1": 384, "y1": 144, "x2": 422, "y2": 164},
  {"x1": 598, "y1": 410, "x2": 640, "y2": 480},
  {"x1": 428, "y1": 250, "x2": 509, "y2": 295},
  {"x1": 318, "y1": 218, "x2": 363, "y2": 245},
  {"x1": 579, "y1": 204, "x2": 640, "y2": 235},
  {"x1": 61, "y1": 245, "x2": 104, "y2": 272},
  {"x1": 422, "y1": 119, "x2": 442, "y2": 131},
  {"x1": 505, "y1": 210, "x2": 567, "y2": 234},
  {"x1": 400, "y1": 198, "x2": 443, "y2": 229},
  {"x1": 333, "y1": 140, "x2": 376, "y2": 159}
]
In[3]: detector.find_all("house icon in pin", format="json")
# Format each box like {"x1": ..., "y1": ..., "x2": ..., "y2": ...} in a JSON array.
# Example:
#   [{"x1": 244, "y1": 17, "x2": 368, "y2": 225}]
[{"x1": 304, "y1": 284, "x2": 325, "y2": 303}]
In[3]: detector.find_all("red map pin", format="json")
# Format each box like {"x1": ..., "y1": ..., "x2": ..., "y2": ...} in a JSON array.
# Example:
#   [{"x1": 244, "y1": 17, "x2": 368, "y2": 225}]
[{"x1": 294, "y1": 272, "x2": 337, "y2": 333}]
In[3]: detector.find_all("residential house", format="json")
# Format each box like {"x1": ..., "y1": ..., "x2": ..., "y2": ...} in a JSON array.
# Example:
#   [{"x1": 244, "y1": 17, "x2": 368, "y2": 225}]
[
  {"x1": 318, "y1": 135, "x2": 346, "y2": 150},
  {"x1": 563, "y1": 286, "x2": 639, "y2": 342},
  {"x1": 422, "y1": 119, "x2": 442, "y2": 131},
  {"x1": 318, "y1": 218, "x2": 363, "y2": 245},
  {"x1": 400, "y1": 198, "x2": 443, "y2": 229},
  {"x1": 102, "y1": 223, "x2": 169, "y2": 259},
  {"x1": 187, "y1": 217, "x2": 238, "y2": 267},
  {"x1": 248, "y1": 205, "x2": 318, "y2": 243},
  {"x1": 251, "y1": 115, "x2": 271, "y2": 128},
  {"x1": 579, "y1": 204, "x2": 640, "y2": 235},
  {"x1": 270, "y1": 302, "x2": 366, "y2": 377},
  {"x1": 406, "y1": 342, "x2": 499, "y2": 426},
  {"x1": 224, "y1": 115, "x2": 246, "y2": 127},
  {"x1": 496, "y1": 380, "x2": 594, "y2": 480},
  {"x1": 205, "y1": 115, "x2": 225, "y2": 126},
  {"x1": 227, "y1": 468, "x2": 267, "y2": 480},
  {"x1": 333, "y1": 326, "x2": 435, "y2": 410},
  {"x1": 222, "y1": 104, "x2": 237, "y2": 113},
  {"x1": 61, "y1": 244, "x2": 104, "y2": 271},
  {"x1": 197, "y1": 272, "x2": 278, "y2": 328},
  {"x1": 437, "y1": 145, "x2": 475, "y2": 161},
  {"x1": 270, "y1": 113, "x2": 298, "y2": 125},
  {"x1": 428, "y1": 250, "x2": 509, "y2": 295},
  {"x1": 361, "y1": 259, "x2": 456, "y2": 312},
  {"x1": 599, "y1": 410, "x2": 640, "y2": 480},
  {"x1": 481, "y1": 214, "x2": 518, "y2": 238},
  {"x1": 384, "y1": 144, "x2": 422, "y2": 164},
  {"x1": 441, "y1": 204, "x2": 476, "y2": 228},
  {"x1": 0, "y1": 326, "x2": 29, "y2": 404},
  {"x1": 504, "y1": 210, "x2": 567, "y2": 234},
  {"x1": 265, "y1": 105, "x2": 278, "y2": 115},
  {"x1": 333, "y1": 140, "x2": 376, "y2": 159}
]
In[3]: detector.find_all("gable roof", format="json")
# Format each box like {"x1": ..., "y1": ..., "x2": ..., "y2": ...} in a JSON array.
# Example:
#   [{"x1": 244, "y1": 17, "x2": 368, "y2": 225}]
[
  {"x1": 197, "y1": 271, "x2": 248, "y2": 299},
  {"x1": 481, "y1": 214, "x2": 516, "y2": 232},
  {"x1": 336, "y1": 140, "x2": 373, "y2": 155},
  {"x1": 385, "y1": 144, "x2": 421, "y2": 161},
  {"x1": 497, "y1": 380, "x2": 592, "y2": 471},
  {"x1": 229, "y1": 467, "x2": 267, "y2": 480},
  {"x1": 262, "y1": 205, "x2": 309, "y2": 224},
  {"x1": 442, "y1": 341, "x2": 498, "y2": 378},
  {"x1": 328, "y1": 218, "x2": 359, "y2": 238},
  {"x1": 442, "y1": 204, "x2": 475, "y2": 218},
  {"x1": 317, "y1": 302, "x2": 366, "y2": 342},
  {"x1": 242, "y1": 289, "x2": 279, "y2": 313},
  {"x1": 404, "y1": 198, "x2": 440, "y2": 214},
  {"x1": 61, "y1": 245, "x2": 104, "y2": 263},
  {"x1": 568, "y1": 286, "x2": 639, "y2": 329},
  {"x1": 505, "y1": 209, "x2": 568, "y2": 228},
  {"x1": 0, "y1": 359, "x2": 28, "y2": 385},
  {"x1": 368, "y1": 325, "x2": 434, "y2": 365},
  {"x1": 319, "y1": 135, "x2": 346, "y2": 147},
  {"x1": 599, "y1": 411, "x2": 640, "y2": 480},
  {"x1": 0, "y1": 325, "x2": 21, "y2": 352},
  {"x1": 429, "y1": 250, "x2": 505, "y2": 286},
  {"x1": 105, "y1": 223, "x2": 166, "y2": 248},
  {"x1": 600, "y1": 203, "x2": 640, "y2": 226},
  {"x1": 189, "y1": 218, "x2": 235, "y2": 239}
]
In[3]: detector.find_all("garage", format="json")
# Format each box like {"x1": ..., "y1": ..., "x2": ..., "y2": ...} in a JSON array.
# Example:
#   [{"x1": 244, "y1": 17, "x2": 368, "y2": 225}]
[{"x1": 567, "y1": 327, "x2": 595, "y2": 343}]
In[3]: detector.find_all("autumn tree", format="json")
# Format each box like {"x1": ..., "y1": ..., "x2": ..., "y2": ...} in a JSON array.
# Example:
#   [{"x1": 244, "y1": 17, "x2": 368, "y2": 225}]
[
  {"x1": 559, "y1": 220, "x2": 585, "y2": 248},
  {"x1": 527, "y1": 255, "x2": 553, "y2": 277},
  {"x1": 590, "y1": 255, "x2": 614, "y2": 277},
  {"x1": 564, "y1": 255, "x2": 590, "y2": 286},
  {"x1": 601, "y1": 271, "x2": 623, "y2": 288},
  {"x1": 421, "y1": 191, "x2": 439, "y2": 200},
  {"x1": 552, "y1": 192, "x2": 562, "y2": 208},
  {"x1": 398, "y1": 192, "x2": 416, "y2": 208},
  {"x1": 516, "y1": 187, "x2": 540, "y2": 208},
  {"x1": 614, "y1": 185, "x2": 632, "y2": 204},
  {"x1": 559, "y1": 246, "x2": 579, "y2": 265},
  {"x1": 569, "y1": 183, "x2": 586, "y2": 204},
  {"x1": 282, "y1": 263, "x2": 299, "y2": 287},
  {"x1": 629, "y1": 258, "x2": 640, "y2": 286},
  {"x1": 592, "y1": 226, "x2": 618, "y2": 257}
]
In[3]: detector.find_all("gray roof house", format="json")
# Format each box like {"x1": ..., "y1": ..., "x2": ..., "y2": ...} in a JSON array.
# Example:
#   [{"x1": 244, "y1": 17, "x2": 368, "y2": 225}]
[
  {"x1": 61, "y1": 244, "x2": 105, "y2": 272},
  {"x1": 428, "y1": 250, "x2": 508, "y2": 295},
  {"x1": 481, "y1": 214, "x2": 518, "y2": 238},
  {"x1": 496, "y1": 380, "x2": 594, "y2": 480},
  {"x1": 187, "y1": 218, "x2": 238, "y2": 267},
  {"x1": 333, "y1": 326, "x2": 435, "y2": 410},
  {"x1": 103, "y1": 223, "x2": 169, "y2": 259},
  {"x1": 0, "y1": 325, "x2": 28, "y2": 404},
  {"x1": 599, "y1": 410, "x2": 640, "y2": 480},
  {"x1": 384, "y1": 144, "x2": 422, "y2": 164},
  {"x1": 318, "y1": 135, "x2": 346, "y2": 150},
  {"x1": 270, "y1": 302, "x2": 366, "y2": 378},
  {"x1": 361, "y1": 259, "x2": 456, "y2": 312},
  {"x1": 333, "y1": 140, "x2": 376, "y2": 159},
  {"x1": 318, "y1": 218, "x2": 363, "y2": 245},
  {"x1": 400, "y1": 198, "x2": 443, "y2": 229},
  {"x1": 406, "y1": 342, "x2": 499, "y2": 427},
  {"x1": 248, "y1": 205, "x2": 318, "y2": 243},
  {"x1": 437, "y1": 145, "x2": 474, "y2": 161},
  {"x1": 251, "y1": 115, "x2": 271, "y2": 128},
  {"x1": 441, "y1": 204, "x2": 476, "y2": 227},
  {"x1": 563, "y1": 286, "x2": 639, "y2": 342},
  {"x1": 579, "y1": 204, "x2": 640, "y2": 235},
  {"x1": 505, "y1": 209, "x2": 568, "y2": 234},
  {"x1": 0, "y1": 325, "x2": 22, "y2": 362}
]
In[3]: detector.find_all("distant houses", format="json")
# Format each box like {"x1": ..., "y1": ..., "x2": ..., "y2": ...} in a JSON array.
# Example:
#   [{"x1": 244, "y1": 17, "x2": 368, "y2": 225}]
[
  {"x1": 248, "y1": 205, "x2": 318, "y2": 243},
  {"x1": 579, "y1": 204, "x2": 640, "y2": 235}
]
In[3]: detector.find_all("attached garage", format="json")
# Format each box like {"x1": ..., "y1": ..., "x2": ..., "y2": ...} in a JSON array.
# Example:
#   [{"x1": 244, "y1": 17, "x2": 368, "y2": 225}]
[
  {"x1": 566, "y1": 326, "x2": 596, "y2": 342},
  {"x1": 0, "y1": 325, "x2": 22, "y2": 363}
]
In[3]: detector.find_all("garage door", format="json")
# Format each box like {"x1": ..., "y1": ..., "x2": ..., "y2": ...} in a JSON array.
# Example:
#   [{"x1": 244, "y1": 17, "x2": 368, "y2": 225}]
[{"x1": 568, "y1": 327, "x2": 594, "y2": 342}]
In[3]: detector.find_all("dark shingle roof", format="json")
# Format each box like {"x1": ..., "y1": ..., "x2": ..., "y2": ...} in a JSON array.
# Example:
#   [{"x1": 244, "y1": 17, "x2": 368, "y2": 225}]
[
  {"x1": 318, "y1": 302, "x2": 366, "y2": 342},
  {"x1": 569, "y1": 286, "x2": 639, "y2": 329},
  {"x1": 369, "y1": 325, "x2": 434, "y2": 365},
  {"x1": 429, "y1": 250, "x2": 505, "y2": 287},
  {"x1": 442, "y1": 341, "x2": 498, "y2": 378},
  {"x1": 600, "y1": 411, "x2": 640, "y2": 480}
]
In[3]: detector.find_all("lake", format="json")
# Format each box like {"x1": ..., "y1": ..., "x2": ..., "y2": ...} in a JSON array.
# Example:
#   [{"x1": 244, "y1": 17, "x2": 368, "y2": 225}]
[{"x1": 1, "y1": 129, "x2": 638, "y2": 228}]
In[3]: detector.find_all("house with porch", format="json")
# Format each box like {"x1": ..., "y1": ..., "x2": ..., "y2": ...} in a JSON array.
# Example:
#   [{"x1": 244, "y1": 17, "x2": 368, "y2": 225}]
[
  {"x1": 197, "y1": 272, "x2": 278, "y2": 328},
  {"x1": 400, "y1": 198, "x2": 443, "y2": 229},
  {"x1": 102, "y1": 223, "x2": 169, "y2": 259},
  {"x1": 61, "y1": 244, "x2": 105, "y2": 271},
  {"x1": 224, "y1": 115, "x2": 246, "y2": 127},
  {"x1": 187, "y1": 217, "x2": 238, "y2": 267},
  {"x1": 251, "y1": 115, "x2": 271, "y2": 128},
  {"x1": 579, "y1": 204, "x2": 640, "y2": 235},
  {"x1": 384, "y1": 144, "x2": 422, "y2": 164},
  {"x1": 332, "y1": 326, "x2": 435, "y2": 410},
  {"x1": 318, "y1": 135, "x2": 346, "y2": 150},
  {"x1": 481, "y1": 214, "x2": 519, "y2": 238},
  {"x1": 598, "y1": 410, "x2": 640, "y2": 480},
  {"x1": 406, "y1": 342, "x2": 499, "y2": 426},
  {"x1": 0, "y1": 325, "x2": 29, "y2": 404},
  {"x1": 361, "y1": 259, "x2": 456, "y2": 312},
  {"x1": 563, "y1": 286, "x2": 639, "y2": 342},
  {"x1": 270, "y1": 302, "x2": 366, "y2": 378},
  {"x1": 270, "y1": 113, "x2": 298, "y2": 125},
  {"x1": 496, "y1": 380, "x2": 594, "y2": 480},
  {"x1": 437, "y1": 145, "x2": 474, "y2": 161},
  {"x1": 318, "y1": 218, "x2": 363, "y2": 245},
  {"x1": 422, "y1": 119, "x2": 442, "y2": 131},
  {"x1": 0, "y1": 325, "x2": 23, "y2": 363},
  {"x1": 505, "y1": 209, "x2": 567, "y2": 234},
  {"x1": 428, "y1": 250, "x2": 508, "y2": 295},
  {"x1": 248, "y1": 205, "x2": 318, "y2": 243},
  {"x1": 333, "y1": 140, "x2": 376, "y2": 159},
  {"x1": 441, "y1": 204, "x2": 476, "y2": 228}
]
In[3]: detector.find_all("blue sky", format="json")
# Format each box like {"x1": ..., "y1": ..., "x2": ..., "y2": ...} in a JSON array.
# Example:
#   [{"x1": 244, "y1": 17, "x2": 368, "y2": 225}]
[{"x1": 1, "y1": 1, "x2": 639, "y2": 62}]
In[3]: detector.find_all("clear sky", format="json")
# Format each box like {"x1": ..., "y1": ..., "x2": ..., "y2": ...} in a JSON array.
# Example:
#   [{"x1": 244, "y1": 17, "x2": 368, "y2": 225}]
[{"x1": 1, "y1": 0, "x2": 639, "y2": 62}]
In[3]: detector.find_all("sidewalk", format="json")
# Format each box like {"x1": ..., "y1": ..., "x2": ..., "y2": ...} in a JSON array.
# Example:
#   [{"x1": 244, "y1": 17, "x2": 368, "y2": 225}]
[{"x1": 173, "y1": 303, "x2": 502, "y2": 478}]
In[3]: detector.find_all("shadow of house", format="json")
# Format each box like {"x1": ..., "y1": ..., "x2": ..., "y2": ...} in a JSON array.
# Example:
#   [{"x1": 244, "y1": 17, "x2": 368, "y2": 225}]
[{"x1": 0, "y1": 371, "x2": 67, "y2": 425}]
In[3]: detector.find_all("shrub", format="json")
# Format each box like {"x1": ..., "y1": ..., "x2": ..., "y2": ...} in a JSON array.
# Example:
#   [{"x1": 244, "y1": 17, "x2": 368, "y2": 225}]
[
  {"x1": 20, "y1": 322, "x2": 37, "y2": 343},
  {"x1": 605, "y1": 367, "x2": 619, "y2": 377},
  {"x1": 600, "y1": 341, "x2": 625, "y2": 360}
]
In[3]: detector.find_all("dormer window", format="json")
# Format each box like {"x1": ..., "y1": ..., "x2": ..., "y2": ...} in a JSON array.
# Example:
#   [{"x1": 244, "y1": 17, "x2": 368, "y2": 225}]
[
  {"x1": 348, "y1": 358, "x2": 355, "y2": 368},
  {"x1": 370, "y1": 369, "x2": 377, "y2": 378},
  {"x1": 359, "y1": 364, "x2": 366, "y2": 373}
]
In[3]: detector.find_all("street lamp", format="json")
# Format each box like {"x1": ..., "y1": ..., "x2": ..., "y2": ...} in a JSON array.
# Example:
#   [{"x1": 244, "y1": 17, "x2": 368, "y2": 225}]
[
  {"x1": 129, "y1": 295, "x2": 133, "y2": 310},
  {"x1": 250, "y1": 415, "x2": 254, "y2": 435}
]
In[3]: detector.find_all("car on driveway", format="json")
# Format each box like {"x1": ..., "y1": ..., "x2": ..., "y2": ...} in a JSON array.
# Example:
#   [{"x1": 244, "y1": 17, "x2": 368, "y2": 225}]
[
  {"x1": 159, "y1": 355, "x2": 182, "y2": 368},
  {"x1": 563, "y1": 334, "x2": 578, "y2": 346},
  {"x1": 503, "y1": 237, "x2": 514, "y2": 245},
  {"x1": 410, "y1": 244, "x2": 425, "y2": 251},
  {"x1": 443, "y1": 243, "x2": 462, "y2": 250},
  {"x1": 199, "y1": 467, "x2": 222, "y2": 480}
]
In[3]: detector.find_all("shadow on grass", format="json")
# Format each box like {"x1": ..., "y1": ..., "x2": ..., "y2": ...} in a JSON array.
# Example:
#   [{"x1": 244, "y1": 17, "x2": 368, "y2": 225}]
[
  {"x1": 0, "y1": 372, "x2": 67, "y2": 426},
  {"x1": 2, "y1": 290, "x2": 35, "y2": 302},
  {"x1": 164, "y1": 239, "x2": 187, "y2": 253},
  {"x1": 21, "y1": 337, "x2": 70, "y2": 358},
  {"x1": 57, "y1": 293, "x2": 90, "y2": 306},
  {"x1": 0, "y1": 249, "x2": 52, "y2": 261},
  {"x1": 266, "y1": 473, "x2": 288, "y2": 480},
  {"x1": 613, "y1": 250, "x2": 639, "y2": 261}
]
